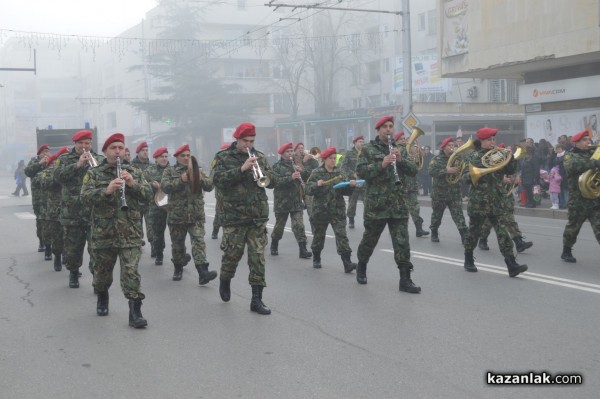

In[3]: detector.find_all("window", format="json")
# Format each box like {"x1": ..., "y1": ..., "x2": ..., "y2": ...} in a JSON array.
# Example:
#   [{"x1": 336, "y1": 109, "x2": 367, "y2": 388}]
[
  {"x1": 272, "y1": 94, "x2": 292, "y2": 114},
  {"x1": 383, "y1": 58, "x2": 390, "y2": 73},
  {"x1": 427, "y1": 10, "x2": 437, "y2": 35},
  {"x1": 418, "y1": 13, "x2": 426, "y2": 31},
  {"x1": 106, "y1": 112, "x2": 117, "y2": 128},
  {"x1": 351, "y1": 64, "x2": 361, "y2": 85},
  {"x1": 237, "y1": 0, "x2": 246, "y2": 10},
  {"x1": 353, "y1": 98, "x2": 362, "y2": 109},
  {"x1": 489, "y1": 79, "x2": 519, "y2": 103},
  {"x1": 382, "y1": 24, "x2": 389, "y2": 38},
  {"x1": 368, "y1": 95, "x2": 381, "y2": 107},
  {"x1": 368, "y1": 61, "x2": 380, "y2": 83}
]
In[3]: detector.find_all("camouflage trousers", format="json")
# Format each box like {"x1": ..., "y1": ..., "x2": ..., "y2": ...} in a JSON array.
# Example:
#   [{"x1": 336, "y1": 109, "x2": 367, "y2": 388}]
[
  {"x1": 480, "y1": 212, "x2": 522, "y2": 240},
  {"x1": 149, "y1": 206, "x2": 167, "y2": 254},
  {"x1": 92, "y1": 247, "x2": 145, "y2": 300},
  {"x1": 43, "y1": 220, "x2": 64, "y2": 256},
  {"x1": 213, "y1": 207, "x2": 222, "y2": 230},
  {"x1": 36, "y1": 218, "x2": 44, "y2": 244},
  {"x1": 357, "y1": 218, "x2": 414, "y2": 271},
  {"x1": 311, "y1": 220, "x2": 352, "y2": 255},
  {"x1": 563, "y1": 203, "x2": 600, "y2": 248},
  {"x1": 271, "y1": 211, "x2": 307, "y2": 243},
  {"x1": 141, "y1": 205, "x2": 154, "y2": 246},
  {"x1": 405, "y1": 191, "x2": 424, "y2": 226},
  {"x1": 346, "y1": 187, "x2": 364, "y2": 218},
  {"x1": 168, "y1": 221, "x2": 207, "y2": 266},
  {"x1": 304, "y1": 195, "x2": 314, "y2": 218},
  {"x1": 464, "y1": 214, "x2": 514, "y2": 257},
  {"x1": 63, "y1": 224, "x2": 93, "y2": 273},
  {"x1": 429, "y1": 196, "x2": 467, "y2": 232},
  {"x1": 220, "y1": 222, "x2": 268, "y2": 287}
]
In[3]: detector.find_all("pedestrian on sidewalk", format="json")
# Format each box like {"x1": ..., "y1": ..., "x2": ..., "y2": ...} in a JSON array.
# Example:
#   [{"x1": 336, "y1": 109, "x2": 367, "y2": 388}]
[
  {"x1": 12, "y1": 160, "x2": 28, "y2": 196},
  {"x1": 548, "y1": 164, "x2": 562, "y2": 210}
]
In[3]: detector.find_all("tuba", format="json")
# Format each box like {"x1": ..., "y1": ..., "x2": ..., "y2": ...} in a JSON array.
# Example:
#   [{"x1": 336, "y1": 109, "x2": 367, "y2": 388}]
[
  {"x1": 469, "y1": 146, "x2": 514, "y2": 185},
  {"x1": 446, "y1": 137, "x2": 474, "y2": 184},
  {"x1": 406, "y1": 127, "x2": 425, "y2": 170},
  {"x1": 578, "y1": 145, "x2": 600, "y2": 199}
]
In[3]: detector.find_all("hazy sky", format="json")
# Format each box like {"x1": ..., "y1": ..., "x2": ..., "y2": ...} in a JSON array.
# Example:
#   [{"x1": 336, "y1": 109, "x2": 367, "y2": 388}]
[{"x1": 0, "y1": 0, "x2": 158, "y2": 37}]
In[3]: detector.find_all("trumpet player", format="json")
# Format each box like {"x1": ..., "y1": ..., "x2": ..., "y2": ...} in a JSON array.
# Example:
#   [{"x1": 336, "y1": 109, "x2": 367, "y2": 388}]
[
  {"x1": 80, "y1": 133, "x2": 152, "y2": 328},
  {"x1": 24, "y1": 144, "x2": 51, "y2": 253},
  {"x1": 355, "y1": 116, "x2": 421, "y2": 293},
  {"x1": 270, "y1": 142, "x2": 312, "y2": 259},
  {"x1": 212, "y1": 122, "x2": 275, "y2": 315},
  {"x1": 143, "y1": 147, "x2": 170, "y2": 265},
  {"x1": 340, "y1": 135, "x2": 365, "y2": 228},
  {"x1": 428, "y1": 137, "x2": 468, "y2": 243},
  {"x1": 161, "y1": 144, "x2": 217, "y2": 285},
  {"x1": 461, "y1": 127, "x2": 528, "y2": 277},
  {"x1": 560, "y1": 130, "x2": 600, "y2": 263},
  {"x1": 53, "y1": 129, "x2": 104, "y2": 289}
]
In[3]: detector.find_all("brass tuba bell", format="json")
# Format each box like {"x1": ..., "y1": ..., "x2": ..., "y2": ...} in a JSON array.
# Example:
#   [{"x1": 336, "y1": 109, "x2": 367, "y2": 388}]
[
  {"x1": 446, "y1": 137, "x2": 474, "y2": 184},
  {"x1": 578, "y1": 146, "x2": 600, "y2": 199},
  {"x1": 469, "y1": 146, "x2": 513, "y2": 185},
  {"x1": 406, "y1": 127, "x2": 425, "y2": 170}
]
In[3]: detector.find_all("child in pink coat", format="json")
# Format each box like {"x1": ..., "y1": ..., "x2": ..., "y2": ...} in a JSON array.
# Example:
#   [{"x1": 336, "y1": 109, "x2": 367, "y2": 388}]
[{"x1": 548, "y1": 165, "x2": 562, "y2": 210}]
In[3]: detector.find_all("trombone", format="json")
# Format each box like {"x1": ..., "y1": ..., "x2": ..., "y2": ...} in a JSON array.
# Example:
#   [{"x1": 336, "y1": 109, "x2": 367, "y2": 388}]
[{"x1": 247, "y1": 148, "x2": 270, "y2": 187}]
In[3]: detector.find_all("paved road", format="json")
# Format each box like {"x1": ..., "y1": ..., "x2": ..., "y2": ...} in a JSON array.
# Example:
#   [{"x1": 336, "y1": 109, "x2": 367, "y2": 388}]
[{"x1": 1, "y1": 175, "x2": 598, "y2": 398}]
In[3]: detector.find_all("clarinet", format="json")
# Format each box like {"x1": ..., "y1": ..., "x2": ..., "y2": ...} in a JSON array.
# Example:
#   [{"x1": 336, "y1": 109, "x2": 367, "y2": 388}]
[
  {"x1": 116, "y1": 157, "x2": 129, "y2": 211},
  {"x1": 387, "y1": 135, "x2": 402, "y2": 186}
]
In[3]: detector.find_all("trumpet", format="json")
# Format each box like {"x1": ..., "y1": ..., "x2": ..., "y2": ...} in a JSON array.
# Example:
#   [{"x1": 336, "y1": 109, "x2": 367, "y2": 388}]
[
  {"x1": 86, "y1": 150, "x2": 98, "y2": 168},
  {"x1": 116, "y1": 157, "x2": 129, "y2": 211},
  {"x1": 247, "y1": 148, "x2": 270, "y2": 187}
]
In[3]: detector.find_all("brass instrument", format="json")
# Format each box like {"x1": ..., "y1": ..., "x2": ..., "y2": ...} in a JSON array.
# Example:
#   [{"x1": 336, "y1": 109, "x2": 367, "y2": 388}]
[
  {"x1": 321, "y1": 175, "x2": 343, "y2": 186},
  {"x1": 304, "y1": 147, "x2": 321, "y2": 161},
  {"x1": 154, "y1": 188, "x2": 168, "y2": 207},
  {"x1": 578, "y1": 145, "x2": 600, "y2": 199},
  {"x1": 506, "y1": 144, "x2": 527, "y2": 196},
  {"x1": 116, "y1": 157, "x2": 129, "y2": 211},
  {"x1": 86, "y1": 150, "x2": 98, "y2": 168},
  {"x1": 247, "y1": 148, "x2": 270, "y2": 187},
  {"x1": 469, "y1": 146, "x2": 514, "y2": 185},
  {"x1": 406, "y1": 127, "x2": 425, "y2": 170},
  {"x1": 387, "y1": 134, "x2": 402, "y2": 186},
  {"x1": 446, "y1": 137, "x2": 474, "y2": 184}
]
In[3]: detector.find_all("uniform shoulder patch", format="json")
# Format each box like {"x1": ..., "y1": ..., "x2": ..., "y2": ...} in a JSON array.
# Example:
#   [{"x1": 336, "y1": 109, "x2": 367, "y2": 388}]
[
  {"x1": 83, "y1": 172, "x2": 91, "y2": 184},
  {"x1": 564, "y1": 154, "x2": 571, "y2": 161},
  {"x1": 210, "y1": 159, "x2": 217, "y2": 170},
  {"x1": 54, "y1": 158, "x2": 61, "y2": 166}
]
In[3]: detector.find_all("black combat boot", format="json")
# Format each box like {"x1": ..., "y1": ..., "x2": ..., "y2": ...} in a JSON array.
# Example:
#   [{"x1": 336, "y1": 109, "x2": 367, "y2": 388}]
[
  {"x1": 561, "y1": 246, "x2": 576, "y2": 263},
  {"x1": 459, "y1": 228, "x2": 468, "y2": 245},
  {"x1": 211, "y1": 227, "x2": 219, "y2": 239},
  {"x1": 430, "y1": 229, "x2": 439, "y2": 243},
  {"x1": 478, "y1": 238, "x2": 489, "y2": 250},
  {"x1": 341, "y1": 252, "x2": 357, "y2": 273},
  {"x1": 399, "y1": 269, "x2": 421, "y2": 293},
  {"x1": 44, "y1": 245, "x2": 52, "y2": 261},
  {"x1": 53, "y1": 253, "x2": 62, "y2": 271},
  {"x1": 464, "y1": 251, "x2": 477, "y2": 272},
  {"x1": 505, "y1": 256, "x2": 528, "y2": 277},
  {"x1": 96, "y1": 290, "x2": 109, "y2": 316},
  {"x1": 183, "y1": 253, "x2": 192, "y2": 267},
  {"x1": 195, "y1": 263, "x2": 218, "y2": 285},
  {"x1": 250, "y1": 285, "x2": 271, "y2": 315},
  {"x1": 270, "y1": 239, "x2": 279, "y2": 256},
  {"x1": 155, "y1": 252, "x2": 163, "y2": 266},
  {"x1": 348, "y1": 216, "x2": 355, "y2": 229},
  {"x1": 299, "y1": 242, "x2": 312, "y2": 259},
  {"x1": 128, "y1": 299, "x2": 148, "y2": 328},
  {"x1": 38, "y1": 240, "x2": 44, "y2": 252},
  {"x1": 69, "y1": 270, "x2": 80, "y2": 288},
  {"x1": 513, "y1": 236, "x2": 533, "y2": 253},
  {"x1": 172, "y1": 265, "x2": 183, "y2": 281},
  {"x1": 415, "y1": 222, "x2": 430, "y2": 237},
  {"x1": 219, "y1": 278, "x2": 231, "y2": 302},
  {"x1": 312, "y1": 251, "x2": 321, "y2": 268},
  {"x1": 356, "y1": 261, "x2": 367, "y2": 284}
]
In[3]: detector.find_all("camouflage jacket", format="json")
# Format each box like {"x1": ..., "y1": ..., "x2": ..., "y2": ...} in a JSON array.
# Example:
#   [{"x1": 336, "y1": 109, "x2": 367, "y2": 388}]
[
  {"x1": 37, "y1": 164, "x2": 62, "y2": 221},
  {"x1": 208, "y1": 155, "x2": 224, "y2": 216},
  {"x1": 272, "y1": 158, "x2": 308, "y2": 213},
  {"x1": 160, "y1": 162, "x2": 213, "y2": 224},
  {"x1": 24, "y1": 156, "x2": 47, "y2": 214},
  {"x1": 305, "y1": 165, "x2": 353, "y2": 222},
  {"x1": 131, "y1": 156, "x2": 151, "y2": 171},
  {"x1": 356, "y1": 137, "x2": 418, "y2": 220},
  {"x1": 462, "y1": 147, "x2": 517, "y2": 217},
  {"x1": 564, "y1": 147, "x2": 600, "y2": 208},
  {"x1": 212, "y1": 147, "x2": 275, "y2": 227},
  {"x1": 428, "y1": 152, "x2": 461, "y2": 200},
  {"x1": 80, "y1": 159, "x2": 152, "y2": 249},
  {"x1": 340, "y1": 147, "x2": 359, "y2": 179},
  {"x1": 53, "y1": 149, "x2": 104, "y2": 225},
  {"x1": 399, "y1": 144, "x2": 419, "y2": 192},
  {"x1": 143, "y1": 163, "x2": 169, "y2": 212}
]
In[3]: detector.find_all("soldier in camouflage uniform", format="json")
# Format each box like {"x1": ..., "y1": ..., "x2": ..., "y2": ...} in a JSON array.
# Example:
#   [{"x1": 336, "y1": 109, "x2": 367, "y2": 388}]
[
  {"x1": 212, "y1": 122, "x2": 275, "y2": 315},
  {"x1": 161, "y1": 144, "x2": 218, "y2": 284},
  {"x1": 293, "y1": 143, "x2": 320, "y2": 228},
  {"x1": 428, "y1": 137, "x2": 468, "y2": 243},
  {"x1": 211, "y1": 142, "x2": 231, "y2": 240},
  {"x1": 461, "y1": 127, "x2": 528, "y2": 277},
  {"x1": 38, "y1": 147, "x2": 70, "y2": 271},
  {"x1": 81, "y1": 133, "x2": 151, "y2": 328},
  {"x1": 306, "y1": 147, "x2": 357, "y2": 272},
  {"x1": 355, "y1": 116, "x2": 421, "y2": 293},
  {"x1": 560, "y1": 130, "x2": 600, "y2": 262},
  {"x1": 24, "y1": 144, "x2": 51, "y2": 253},
  {"x1": 395, "y1": 131, "x2": 429, "y2": 237},
  {"x1": 131, "y1": 141, "x2": 154, "y2": 254},
  {"x1": 340, "y1": 136, "x2": 365, "y2": 229},
  {"x1": 270, "y1": 142, "x2": 312, "y2": 259},
  {"x1": 53, "y1": 130, "x2": 104, "y2": 288},
  {"x1": 143, "y1": 147, "x2": 170, "y2": 266}
]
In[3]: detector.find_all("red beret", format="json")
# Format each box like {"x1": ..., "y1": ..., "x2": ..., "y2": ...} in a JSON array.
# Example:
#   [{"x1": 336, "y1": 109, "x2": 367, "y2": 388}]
[
  {"x1": 219, "y1": 142, "x2": 230, "y2": 150},
  {"x1": 294, "y1": 142, "x2": 304, "y2": 151},
  {"x1": 375, "y1": 116, "x2": 394, "y2": 129},
  {"x1": 476, "y1": 127, "x2": 498, "y2": 140},
  {"x1": 439, "y1": 137, "x2": 454, "y2": 149},
  {"x1": 102, "y1": 133, "x2": 125, "y2": 152},
  {"x1": 497, "y1": 143, "x2": 506, "y2": 149},
  {"x1": 278, "y1": 142, "x2": 293, "y2": 155},
  {"x1": 233, "y1": 122, "x2": 256, "y2": 139},
  {"x1": 393, "y1": 131, "x2": 405, "y2": 142},
  {"x1": 37, "y1": 144, "x2": 50, "y2": 155},
  {"x1": 152, "y1": 147, "x2": 168, "y2": 158},
  {"x1": 320, "y1": 147, "x2": 337, "y2": 159},
  {"x1": 352, "y1": 135, "x2": 364, "y2": 143},
  {"x1": 135, "y1": 141, "x2": 148, "y2": 153},
  {"x1": 571, "y1": 130, "x2": 590, "y2": 143},
  {"x1": 174, "y1": 144, "x2": 190, "y2": 157},
  {"x1": 48, "y1": 146, "x2": 69, "y2": 164},
  {"x1": 72, "y1": 129, "x2": 93, "y2": 142}
]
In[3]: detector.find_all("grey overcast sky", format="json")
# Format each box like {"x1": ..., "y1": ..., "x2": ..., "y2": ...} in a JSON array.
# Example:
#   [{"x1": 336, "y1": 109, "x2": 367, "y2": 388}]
[{"x1": 0, "y1": 0, "x2": 158, "y2": 37}]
